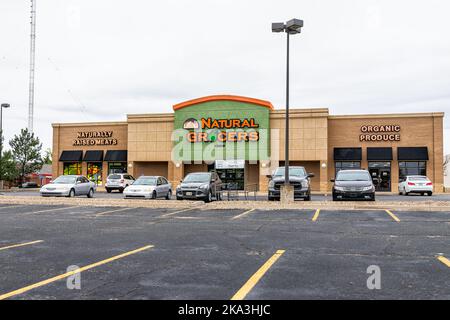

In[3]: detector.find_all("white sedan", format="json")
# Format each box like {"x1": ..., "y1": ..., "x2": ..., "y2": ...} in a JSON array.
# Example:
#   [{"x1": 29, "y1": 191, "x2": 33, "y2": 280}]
[
  {"x1": 124, "y1": 176, "x2": 172, "y2": 199},
  {"x1": 40, "y1": 175, "x2": 97, "y2": 198},
  {"x1": 398, "y1": 176, "x2": 433, "y2": 196}
]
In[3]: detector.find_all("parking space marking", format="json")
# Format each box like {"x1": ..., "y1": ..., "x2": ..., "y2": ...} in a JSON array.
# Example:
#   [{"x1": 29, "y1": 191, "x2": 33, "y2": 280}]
[
  {"x1": 231, "y1": 209, "x2": 255, "y2": 220},
  {"x1": 0, "y1": 240, "x2": 43, "y2": 252},
  {"x1": 24, "y1": 206, "x2": 80, "y2": 215},
  {"x1": 0, "y1": 205, "x2": 28, "y2": 211},
  {"x1": 0, "y1": 244, "x2": 154, "y2": 300},
  {"x1": 231, "y1": 250, "x2": 285, "y2": 300},
  {"x1": 158, "y1": 208, "x2": 195, "y2": 218},
  {"x1": 437, "y1": 256, "x2": 450, "y2": 268},
  {"x1": 312, "y1": 209, "x2": 320, "y2": 222},
  {"x1": 385, "y1": 210, "x2": 401, "y2": 222},
  {"x1": 95, "y1": 207, "x2": 137, "y2": 217}
]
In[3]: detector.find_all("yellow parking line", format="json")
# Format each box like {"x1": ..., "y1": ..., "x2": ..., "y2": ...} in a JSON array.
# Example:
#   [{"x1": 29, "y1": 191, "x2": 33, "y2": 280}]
[
  {"x1": 312, "y1": 209, "x2": 320, "y2": 222},
  {"x1": 25, "y1": 206, "x2": 80, "y2": 215},
  {"x1": 0, "y1": 240, "x2": 43, "y2": 252},
  {"x1": 231, "y1": 209, "x2": 255, "y2": 220},
  {"x1": 0, "y1": 244, "x2": 154, "y2": 300},
  {"x1": 437, "y1": 256, "x2": 450, "y2": 268},
  {"x1": 385, "y1": 210, "x2": 400, "y2": 222},
  {"x1": 159, "y1": 208, "x2": 194, "y2": 218},
  {"x1": 231, "y1": 250, "x2": 285, "y2": 300},
  {"x1": 96, "y1": 207, "x2": 136, "y2": 217}
]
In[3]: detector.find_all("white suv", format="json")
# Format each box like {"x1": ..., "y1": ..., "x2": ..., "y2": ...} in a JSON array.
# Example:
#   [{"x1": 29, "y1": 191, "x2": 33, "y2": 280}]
[{"x1": 105, "y1": 173, "x2": 135, "y2": 193}]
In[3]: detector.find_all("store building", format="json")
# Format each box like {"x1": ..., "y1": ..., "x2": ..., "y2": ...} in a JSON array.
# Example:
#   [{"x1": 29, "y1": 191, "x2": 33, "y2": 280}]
[{"x1": 52, "y1": 95, "x2": 445, "y2": 193}]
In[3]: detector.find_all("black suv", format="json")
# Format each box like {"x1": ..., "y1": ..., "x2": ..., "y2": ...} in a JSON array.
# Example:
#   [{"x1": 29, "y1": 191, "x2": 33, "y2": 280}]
[
  {"x1": 176, "y1": 172, "x2": 222, "y2": 203},
  {"x1": 267, "y1": 166, "x2": 314, "y2": 201}
]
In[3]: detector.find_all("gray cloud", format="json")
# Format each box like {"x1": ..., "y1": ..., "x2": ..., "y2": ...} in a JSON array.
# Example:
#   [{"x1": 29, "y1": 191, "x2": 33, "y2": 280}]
[{"x1": 0, "y1": 0, "x2": 448, "y2": 156}]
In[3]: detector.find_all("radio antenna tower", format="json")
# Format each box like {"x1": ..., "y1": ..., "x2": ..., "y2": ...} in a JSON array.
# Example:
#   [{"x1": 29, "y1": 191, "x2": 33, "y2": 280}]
[{"x1": 28, "y1": 0, "x2": 37, "y2": 132}]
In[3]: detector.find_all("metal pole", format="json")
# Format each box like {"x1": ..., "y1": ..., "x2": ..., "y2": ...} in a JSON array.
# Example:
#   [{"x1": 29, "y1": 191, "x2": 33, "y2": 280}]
[
  {"x1": 28, "y1": 0, "x2": 36, "y2": 132},
  {"x1": 0, "y1": 106, "x2": 3, "y2": 160},
  {"x1": 285, "y1": 32, "x2": 290, "y2": 186}
]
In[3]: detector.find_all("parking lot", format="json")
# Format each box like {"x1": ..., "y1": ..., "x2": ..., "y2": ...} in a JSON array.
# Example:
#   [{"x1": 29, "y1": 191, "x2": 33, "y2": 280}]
[{"x1": 0, "y1": 201, "x2": 449, "y2": 300}]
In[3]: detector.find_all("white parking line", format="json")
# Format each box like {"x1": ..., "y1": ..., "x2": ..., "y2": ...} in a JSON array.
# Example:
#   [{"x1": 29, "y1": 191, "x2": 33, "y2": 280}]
[
  {"x1": 95, "y1": 207, "x2": 137, "y2": 217},
  {"x1": 158, "y1": 208, "x2": 195, "y2": 218},
  {"x1": 0, "y1": 205, "x2": 28, "y2": 211},
  {"x1": 231, "y1": 209, "x2": 255, "y2": 220},
  {"x1": 24, "y1": 206, "x2": 80, "y2": 215}
]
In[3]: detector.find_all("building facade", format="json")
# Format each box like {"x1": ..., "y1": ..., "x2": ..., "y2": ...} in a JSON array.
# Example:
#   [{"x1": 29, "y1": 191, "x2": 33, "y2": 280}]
[{"x1": 52, "y1": 95, "x2": 445, "y2": 193}]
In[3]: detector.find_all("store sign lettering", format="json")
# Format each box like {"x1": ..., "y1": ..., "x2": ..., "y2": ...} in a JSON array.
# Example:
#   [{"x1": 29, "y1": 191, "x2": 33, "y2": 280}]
[
  {"x1": 184, "y1": 118, "x2": 260, "y2": 143},
  {"x1": 360, "y1": 125, "x2": 401, "y2": 142},
  {"x1": 73, "y1": 131, "x2": 118, "y2": 146}
]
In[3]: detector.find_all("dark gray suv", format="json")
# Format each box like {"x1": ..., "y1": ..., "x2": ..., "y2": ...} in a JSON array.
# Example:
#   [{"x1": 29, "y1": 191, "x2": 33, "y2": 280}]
[
  {"x1": 268, "y1": 166, "x2": 314, "y2": 201},
  {"x1": 176, "y1": 172, "x2": 222, "y2": 203}
]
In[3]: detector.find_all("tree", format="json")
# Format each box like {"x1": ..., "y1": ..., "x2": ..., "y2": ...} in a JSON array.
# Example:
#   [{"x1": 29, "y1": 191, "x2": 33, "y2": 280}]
[
  {"x1": 42, "y1": 148, "x2": 52, "y2": 164},
  {"x1": 0, "y1": 150, "x2": 18, "y2": 181},
  {"x1": 9, "y1": 128, "x2": 43, "y2": 183}
]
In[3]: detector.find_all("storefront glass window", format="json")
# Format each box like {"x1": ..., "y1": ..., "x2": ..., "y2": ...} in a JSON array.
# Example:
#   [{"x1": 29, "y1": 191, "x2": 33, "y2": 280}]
[
  {"x1": 335, "y1": 161, "x2": 361, "y2": 176},
  {"x1": 108, "y1": 162, "x2": 127, "y2": 174},
  {"x1": 63, "y1": 162, "x2": 82, "y2": 175},
  {"x1": 87, "y1": 163, "x2": 103, "y2": 185},
  {"x1": 368, "y1": 162, "x2": 391, "y2": 192},
  {"x1": 399, "y1": 161, "x2": 426, "y2": 181}
]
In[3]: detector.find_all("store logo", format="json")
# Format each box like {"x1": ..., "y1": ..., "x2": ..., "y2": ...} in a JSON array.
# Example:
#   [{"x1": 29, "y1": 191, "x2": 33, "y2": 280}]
[{"x1": 183, "y1": 118, "x2": 200, "y2": 130}]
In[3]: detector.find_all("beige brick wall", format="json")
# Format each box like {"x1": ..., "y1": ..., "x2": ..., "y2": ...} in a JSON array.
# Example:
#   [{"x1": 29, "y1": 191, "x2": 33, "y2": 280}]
[{"x1": 328, "y1": 113, "x2": 445, "y2": 192}]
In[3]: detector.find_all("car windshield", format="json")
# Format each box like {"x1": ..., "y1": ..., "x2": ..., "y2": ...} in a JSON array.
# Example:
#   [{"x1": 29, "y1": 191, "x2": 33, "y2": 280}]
[
  {"x1": 183, "y1": 173, "x2": 210, "y2": 183},
  {"x1": 108, "y1": 175, "x2": 121, "y2": 179},
  {"x1": 409, "y1": 176, "x2": 428, "y2": 181},
  {"x1": 133, "y1": 177, "x2": 157, "y2": 186},
  {"x1": 336, "y1": 171, "x2": 371, "y2": 181},
  {"x1": 53, "y1": 176, "x2": 77, "y2": 184},
  {"x1": 273, "y1": 167, "x2": 306, "y2": 177}
]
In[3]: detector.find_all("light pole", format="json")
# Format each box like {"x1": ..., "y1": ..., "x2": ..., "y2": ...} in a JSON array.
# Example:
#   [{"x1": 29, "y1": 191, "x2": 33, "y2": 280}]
[
  {"x1": 272, "y1": 19, "x2": 303, "y2": 202},
  {"x1": 0, "y1": 103, "x2": 11, "y2": 181}
]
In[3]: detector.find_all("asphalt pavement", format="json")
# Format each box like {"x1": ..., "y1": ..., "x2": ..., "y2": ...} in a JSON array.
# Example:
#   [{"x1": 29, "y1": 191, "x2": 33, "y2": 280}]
[{"x1": 0, "y1": 203, "x2": 448, "y2": 299}]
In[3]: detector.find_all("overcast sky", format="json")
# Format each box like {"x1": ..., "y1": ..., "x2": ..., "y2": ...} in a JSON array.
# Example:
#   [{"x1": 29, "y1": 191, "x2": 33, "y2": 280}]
[{"x1": 0, "y1": 0, "x2": 449, "y2": 155}]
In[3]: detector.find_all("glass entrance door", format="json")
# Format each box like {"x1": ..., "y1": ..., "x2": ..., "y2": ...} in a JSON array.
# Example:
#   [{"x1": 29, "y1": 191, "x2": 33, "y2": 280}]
[
  {"x1": 368, "y1": 162, "x2": 391, "y2": 192},
  {"x1": 216, "y1": 169, "x2": 245, "y2": 190}
]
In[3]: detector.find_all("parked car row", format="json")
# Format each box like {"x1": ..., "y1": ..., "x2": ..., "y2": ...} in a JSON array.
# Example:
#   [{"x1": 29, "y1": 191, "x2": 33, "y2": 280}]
[
  {"x1": 39, "y1": 171, "x2": 223, "y2": 203},
  {"x1": 40, "y1": 169, "x2": 435, "y2": 201}
]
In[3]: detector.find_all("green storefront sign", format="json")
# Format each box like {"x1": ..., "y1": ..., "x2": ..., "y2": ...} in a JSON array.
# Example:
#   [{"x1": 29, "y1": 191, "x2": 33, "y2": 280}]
[{"x1": 172, "y1": 96, "x2": 271, "y2": 162}]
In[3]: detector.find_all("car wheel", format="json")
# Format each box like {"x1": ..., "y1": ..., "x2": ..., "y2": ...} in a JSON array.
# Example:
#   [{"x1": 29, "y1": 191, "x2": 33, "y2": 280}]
[
  {"x1": 68, "y1": 189, "x2": 75, "y2": 198},
  {"x1": 204, "y1": 191, "x2": 212, "y2": 203},
  {"x1": 332, "y1": 193, "x2": 338, "y2": 201},
  {"x1": 166, "y1": 190, "x2": 172, "y2": 200},
  {"x1": 304, "y1": 193, "x2": 311, "y2": 201},
  {"x1": 152, "y1": 191, "x2": 157, "y2": 199},
  {"x1": 371, "y1": 194, "x2": 376, "y2": 201},
  {"x1": 427, "y1": 192, "x2": 433, "y2": 196},
  {"x1": 119, "y1": 188, "x2": 124, "y2": 194},
  {"x1": 268, "y1": 196, "x2": 274, "y2": 201},
  {"x1": 87, "y1": 189, "x2": 94, "y2": 198},
  {"x1": 106, "y1": 188, "x2": 112, "y2": 193}
]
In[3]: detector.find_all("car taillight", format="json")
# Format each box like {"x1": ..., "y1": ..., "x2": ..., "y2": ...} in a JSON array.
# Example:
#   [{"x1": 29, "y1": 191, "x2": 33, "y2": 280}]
[
  {"x1": 408, "y1": 182, "x2": 415, "y2": 186},
  {"x1": 426, "y1": 182, "x2": 433, "y2": 186}
]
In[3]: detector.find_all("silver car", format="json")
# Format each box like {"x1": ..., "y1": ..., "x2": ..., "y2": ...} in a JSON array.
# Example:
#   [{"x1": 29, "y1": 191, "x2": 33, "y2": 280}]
[
  {"x1": 124, "y1": 176, "x2": 172, "y2": 199},
  {"x1": 40, "y1": 175, "x2": 97, "y2": 198}
]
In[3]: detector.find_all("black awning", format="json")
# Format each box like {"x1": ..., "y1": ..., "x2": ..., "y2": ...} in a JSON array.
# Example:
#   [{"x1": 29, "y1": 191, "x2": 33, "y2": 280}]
[
  {"x1": 59, "y1": 151, "x2": 83, "y2": 162},
  {"x1": 334, "y1": 148, "x2": 362, "y2": 161},
  {"x1": 104, "y1": 150, "x2": 127, "y2": 162},
  {"x1": 398, "y1": 147, "x2": 429, "y2": 161},
  {"x1": 367, "y1": 147, "x2": 393, "y2": 161},
  {"x1": 83, "y1": 150, "x2": 104, "y2": 162}
]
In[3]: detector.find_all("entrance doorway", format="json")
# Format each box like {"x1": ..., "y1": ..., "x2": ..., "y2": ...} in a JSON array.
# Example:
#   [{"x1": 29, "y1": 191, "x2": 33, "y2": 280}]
[
  {"x1": 368, "y1": 162, "x2": 391, "y2": 192},
  {"x1": 210, "y1": 160, "x2": 245, "y2": 190}
]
